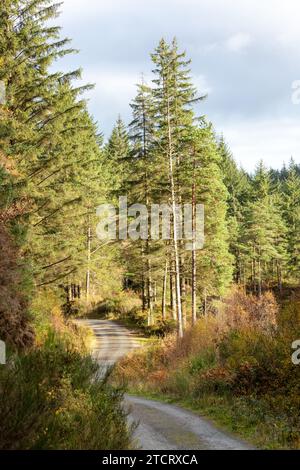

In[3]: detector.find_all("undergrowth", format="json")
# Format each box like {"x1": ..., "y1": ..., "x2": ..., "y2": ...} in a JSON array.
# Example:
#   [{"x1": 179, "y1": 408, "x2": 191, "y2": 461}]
[
  {"x1": 0, "y1": 291, "x2": 133, "y2": 450},
  {"x1": 113, "y1": 288, "x2": 300, "y2": 449}
]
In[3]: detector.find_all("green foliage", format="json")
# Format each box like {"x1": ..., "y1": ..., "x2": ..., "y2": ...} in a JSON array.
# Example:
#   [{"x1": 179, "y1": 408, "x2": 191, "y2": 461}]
[
  {"x1": 189, "y1": 348, "x2": 217, "y2": 375},
  {"x1": 282, "y1": 162, "x2": 300, "y2": 278},
  {"x1": 2, "y1": 1, "x2": 300, "y2": 452},
  {"x1": 0, "y1": 220, "x2": 34, "y2": 350},
  {"x1": 192, "y1": 126, "x2": 233, "y2": 297},
  {"x1": 0, "y1": 326, "x2": 132, "y2": 450},
  {"x1": 104, "y1": 116, "x2": 130, "y2": 204},
  {"x1": 0, "y1": 0, "x2": 113, "y2": 297}
]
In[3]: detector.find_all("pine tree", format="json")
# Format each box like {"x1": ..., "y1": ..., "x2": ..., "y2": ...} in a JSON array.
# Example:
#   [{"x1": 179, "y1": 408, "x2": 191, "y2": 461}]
[
  {"x1": 192, "y1": 125, "x2": 233, "y2": 305},
  {"x1": 218, "y1": 137, "x2": 251, "y2": 286},
  {"x1": 151, "y1": 38, "x2": 200, "y2": 337},
  {"x1": 105, "y1": 115, "x2": 130, "y2": 198},
  {"x1": 282, "y1": 162, "x2": 300, "y2": 281},
  {"x1": 0, "y1": 0, "x2": 111, "y2": 302},
  {"x1": 127, "y1": 82, "x2": 157, "y2": 325},
  {"x1": 242, "y1": 163, "x2": 287, "y2": 295}
]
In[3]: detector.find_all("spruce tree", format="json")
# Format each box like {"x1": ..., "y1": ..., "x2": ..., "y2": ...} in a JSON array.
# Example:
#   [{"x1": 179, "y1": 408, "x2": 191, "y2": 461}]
[
  {"x1": 282, "y1": 162, "x2": 300, "y2": 281},
  {"x1": 218, "y1": 137, "x2": 251, "y2": 285},
  {"x1": 105, "y1": 115, "x2": 130, "y2": 198},
  {"x1": 192, "y1": 125, "x2": 233, "y2": 303},
  {"x1": 0, "y1": 0, "x2": 111, "y2": 301},
  {"x1": 128, "y1": 82, "x2": 157, "y2": 324},
  {"x1": 242, "y1": 163, "x2": 287, "y2": 295},
  {"x1": 151, "y1": 38, "x2": 200, "y2": 337}
]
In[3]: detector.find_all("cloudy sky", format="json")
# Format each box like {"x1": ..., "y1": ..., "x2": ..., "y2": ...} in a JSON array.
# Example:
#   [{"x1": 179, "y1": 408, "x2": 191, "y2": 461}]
[{"x1": 53, "y1": 0, "x2": 300, "y2": 172}]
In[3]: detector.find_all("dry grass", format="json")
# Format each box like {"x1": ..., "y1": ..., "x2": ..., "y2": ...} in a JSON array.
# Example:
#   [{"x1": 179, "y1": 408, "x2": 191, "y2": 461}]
[{"x1": 113, "y1": 288, "x2": 300, "y2": 449}]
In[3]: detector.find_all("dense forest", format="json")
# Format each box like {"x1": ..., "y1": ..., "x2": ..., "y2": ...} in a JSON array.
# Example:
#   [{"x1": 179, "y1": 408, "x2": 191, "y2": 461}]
[{"x1": 1, "y1": 0, "x2": 300, "y2": 450}]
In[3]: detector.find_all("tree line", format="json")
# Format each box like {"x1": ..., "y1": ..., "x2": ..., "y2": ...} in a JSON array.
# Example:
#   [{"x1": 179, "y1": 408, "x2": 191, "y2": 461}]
[
  {"x1": 105, "y1": 39, "x2": 300, "y2": 336},
  {"x1": 0, "y1": 0, "x2": 112, "y2": 344},
  {"x1": 1, "y1": 1, "x2": 300, "y2": 345}
]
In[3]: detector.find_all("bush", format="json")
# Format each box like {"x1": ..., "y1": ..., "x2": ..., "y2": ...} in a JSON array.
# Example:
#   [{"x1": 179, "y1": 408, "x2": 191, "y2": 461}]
[
  {"x1": 0, "y1": 326, "x2": 133, "y2": 450},
  {"x1": 97, "y1": 291, "x2": 141, "y2": 317},
  {"x1": 189, "y1": 347, "x2": 217, "y2": 374},
  {"x1": 0, "y1": 222, "x2": 34, "y2": 350},
  {"x1": 222, "y1": 288, "x2": 278, "y2": 333},
  {"x1": 114, "y1": 288, "x2": 300, "y2": 448}
]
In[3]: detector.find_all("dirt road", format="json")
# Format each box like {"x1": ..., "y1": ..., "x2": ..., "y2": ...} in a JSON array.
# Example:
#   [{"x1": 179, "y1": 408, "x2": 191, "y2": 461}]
[{"x1": 80, "y1": 319, "x2": 252, "y2": 450}]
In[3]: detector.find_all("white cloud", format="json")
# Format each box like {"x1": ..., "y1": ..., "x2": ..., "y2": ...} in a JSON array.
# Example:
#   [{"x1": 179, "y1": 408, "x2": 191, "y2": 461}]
[
  {"x1": 192, "y1": 75, "x2": 212, "y2": 96},
  {"x1": 217, "y1": 117, "x2": 300, "y2": 172},
  {"x1": 225, "y1": 33, "x2": 253, "y2": 52},
  {"x1": 82, "y1": 69, "x2": 138, "y2": 103},
  {"x1": 56, "y1": 0, "x2": 300, "y2": 169},
  {"x1": 77, "y1": 68, "x2": 148, "y2": 132}
]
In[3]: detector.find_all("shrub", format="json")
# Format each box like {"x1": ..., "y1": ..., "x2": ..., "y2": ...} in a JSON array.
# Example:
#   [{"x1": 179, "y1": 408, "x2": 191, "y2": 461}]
[
  {"x1": 222, "y1": 288, "x2": 278, "y2": 333},
  {"x1": 189, "y1": 347, "x2": 217, "y2": 375},
  {"x1": 97, "y1": 291, "x2": 141, "y2": 317},
  {"x1": 0, "y1": 327, "x2": 133, "y2": 450},
  {"x1": 0, "y1": 222, "x2": 34, "y2": 350},
  {"x1": 114, "y1": 288, "x2": 300, "y2": 448}
]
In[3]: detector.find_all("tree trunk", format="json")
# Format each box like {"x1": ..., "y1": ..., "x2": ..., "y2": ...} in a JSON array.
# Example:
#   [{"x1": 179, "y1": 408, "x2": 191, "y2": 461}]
[
  {"x1": 181, "y1": 274, "x2": 187, "y2": 329},
  {"x1": 142, "y1": 274, "x2": 146, "y2": 311},
  {"x1": 276, "y1": 260, "x2": 282, "y2": 294},
  {"x1": 257, "y1": 256, "x2": 262, "y2": 298},
  {"x1": 238, "y1": 257, "x2": 242, "y2": 284},
  {"x1": 71, "y1": 284, "x2": 76, "y2": 302},
  {"x1": 252, "y1": 258, "x2": 257, "y2": 294},
  {"x1": 141, "y1": 246, "x2": 146, "y2": 311},
  {"x1": 86, "y1": 224, "x2": 91, "y2": 303},
  {"x1": 153, "y1": 281, "x2": 157, "y2": 303},
  {"x1": 192, "y1": 165, "x2": 197, "y2": 325},
  {"x1": 166, "y1": 88, "x2": 183, "y2": 338},
  {"x1": 162, "y1": 259, "x2": 168, "y2": 321},
  {"x1": 147, "y1": 251, "x2": 153, "y2": 326},
  {"x1": 192, "y1": 248, "x2": 197, "y2": 325},
  {"x1": 170, "y1": 259, "x2": 177, "y2": 321},
  {"x1": 170, "y1": 269, "x2": 173, "y2": 310},
  {"x1": 180, "y1": 251, "x2": 187, "y2": 328},
  {"x1": 203, "y1": 287, "x2": 207, "y2": 317},
  {"x1": 66, "y1": 284, "x2": 71, "y2": 303},
  {"x1": 242, "y1": 262, "x2": 246, "y2": 293}
]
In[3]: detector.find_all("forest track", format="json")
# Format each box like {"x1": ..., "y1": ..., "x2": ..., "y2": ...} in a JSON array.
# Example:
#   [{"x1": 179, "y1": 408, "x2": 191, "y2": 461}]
[
  {"x1": 75, "y1": 319, "x2": 141, "y2": 375},
  {"x1": 79, "y1": 319, "x2": 253, "y2": 450}
]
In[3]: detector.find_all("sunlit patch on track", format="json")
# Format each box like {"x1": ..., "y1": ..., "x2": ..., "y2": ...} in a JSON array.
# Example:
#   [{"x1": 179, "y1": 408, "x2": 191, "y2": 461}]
[{"x1": 75, "y1": 319, "x2": 141, "y2": 375}]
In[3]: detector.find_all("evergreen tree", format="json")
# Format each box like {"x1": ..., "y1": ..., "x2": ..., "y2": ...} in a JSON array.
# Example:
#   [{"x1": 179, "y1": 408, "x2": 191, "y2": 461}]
[
  {"x1": 127, "y1": 82, "x2": 157, "y2": 325},
  {"x1": 218, "y1": 137, "x2": 251, "y2": 285},
  {"x1": 282, "y1": 162, "x2": 300, "y2": 281},
  {"x1": 151, "y1": 38, "x2": 200, "y2": 337},
  {"x1": 105, "y1": 115, "x2": 130, "y2": 198},
  {"x1": 0, "y1": 0, "x2": 111, "y2": 301},
  {"x1": 242, "y1": 163, "x2": 287, "y2": 295},
  {"x1": 193, "y1": 126, "x2": 233, "y2": 303}
]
